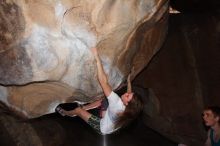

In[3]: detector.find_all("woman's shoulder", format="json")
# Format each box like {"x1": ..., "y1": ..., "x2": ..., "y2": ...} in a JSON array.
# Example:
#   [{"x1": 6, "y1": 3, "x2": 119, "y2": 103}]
[{"x1": 107, "y1": 91, "x2": 120, "y2": 99}]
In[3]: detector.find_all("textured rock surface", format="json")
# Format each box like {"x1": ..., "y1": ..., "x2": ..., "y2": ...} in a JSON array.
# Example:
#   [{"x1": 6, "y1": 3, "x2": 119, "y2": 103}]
[{"x1": 0, "y1": 0, "x2": 169, "y2": 117}]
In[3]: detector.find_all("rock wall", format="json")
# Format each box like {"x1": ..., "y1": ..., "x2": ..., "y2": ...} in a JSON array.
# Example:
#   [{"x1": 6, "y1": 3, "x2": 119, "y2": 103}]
[{"x1": 0, "y1": 0, "x2": 169, "y2": 117}]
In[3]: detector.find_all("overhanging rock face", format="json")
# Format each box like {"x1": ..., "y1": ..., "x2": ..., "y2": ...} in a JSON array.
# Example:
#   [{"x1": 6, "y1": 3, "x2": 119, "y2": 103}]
[{"x1": 0, "y1": 0, "x2": 169, "y2": 118}]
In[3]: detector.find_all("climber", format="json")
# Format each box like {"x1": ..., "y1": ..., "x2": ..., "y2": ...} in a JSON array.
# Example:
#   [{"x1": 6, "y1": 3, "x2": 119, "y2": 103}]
[{"x1": 55, "y1": 47, "x2": 144, "y2": 135}]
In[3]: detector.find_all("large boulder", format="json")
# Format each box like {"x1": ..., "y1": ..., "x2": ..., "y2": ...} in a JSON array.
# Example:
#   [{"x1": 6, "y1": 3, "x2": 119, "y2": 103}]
[{"x1": 0, "y1": 0, "x2": 169, "y2": 118}]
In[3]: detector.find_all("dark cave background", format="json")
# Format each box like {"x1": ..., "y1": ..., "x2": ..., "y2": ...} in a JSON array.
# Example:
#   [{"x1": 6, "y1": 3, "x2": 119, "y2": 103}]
[{"x1": 133, "y1": 0, "x2": 220, "y2": 145}]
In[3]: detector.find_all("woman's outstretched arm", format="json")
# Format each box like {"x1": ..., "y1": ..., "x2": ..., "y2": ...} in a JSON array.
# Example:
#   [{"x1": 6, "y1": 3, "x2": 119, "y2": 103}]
[
  {"x1": 91, "y1": 48, "x2": 112, "y2": 97},
  {"x1": 127, "y1": 74, "x2": 132, "y2": 93}
]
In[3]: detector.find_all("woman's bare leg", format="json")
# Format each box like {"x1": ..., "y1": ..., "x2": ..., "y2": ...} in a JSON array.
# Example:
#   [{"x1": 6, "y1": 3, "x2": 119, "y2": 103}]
[
  {"x1": 82, "y1": 99, "x2": 102, "y2": 111},
  {"x1": 62, "y1": 107, "x2": 92, "y2": 122}
]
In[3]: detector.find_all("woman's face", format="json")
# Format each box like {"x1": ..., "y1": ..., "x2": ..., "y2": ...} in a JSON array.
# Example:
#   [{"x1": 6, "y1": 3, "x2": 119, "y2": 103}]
[
  {"x1": 203, "y1": 110, "x2": 219, "y2": 127},
  {"x1": 121, "y1": 92, "x2": 133, "y2": 106}
]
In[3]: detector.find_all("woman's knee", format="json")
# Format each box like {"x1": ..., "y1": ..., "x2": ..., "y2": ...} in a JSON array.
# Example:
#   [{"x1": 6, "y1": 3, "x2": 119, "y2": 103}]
[{"x1": 76, "y1": 107, "x2": 91, "y2": 118}]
